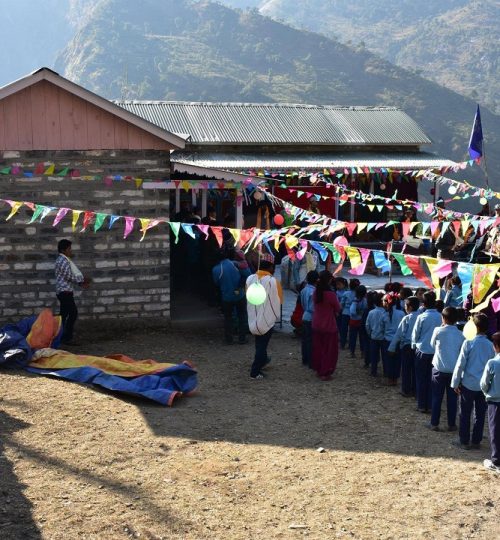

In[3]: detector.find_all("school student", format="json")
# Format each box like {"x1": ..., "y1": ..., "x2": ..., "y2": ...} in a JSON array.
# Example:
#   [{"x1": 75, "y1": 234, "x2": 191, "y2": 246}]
[
  {"x1": 444, "y1": 276, "x2": 463, "y2": 308},
  {"x1": 300, "y1": 270, "x2": 319, "y2": 367},
  {"x1": 480, "y1": 331, "x2": 500, "y2": 472},
  {"x1": 411, "y1": 291, "x2": 442, "y2": 413},
  {"x1": 348, "y1": 285, "x2": 367, "y2": 358},
  {"x1": 388, "y1": 296, "x2": 420, "y2": 397},
  {"x1": 362, "y1": 291, "x2": 376, "y2": 368},
  {"x1": 365, "y1": 292, "x2": 386, "y2": 377},
  {"x1": 381, "y1": 293, "x2": 405, "y2": 385},
  {"x1": 451, "y1": 313, "x2": 495, "y2": 449},
  {"x1": 339, "y1": 279, "x2": 359, "y2": 349},
  {"x1": 428, "y1": 307, "x2": 465, "y2": 431}
]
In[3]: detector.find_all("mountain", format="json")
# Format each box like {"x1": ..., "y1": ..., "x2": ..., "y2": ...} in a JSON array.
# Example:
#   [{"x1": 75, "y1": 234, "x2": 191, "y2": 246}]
[
  {"x1": 223, "y1": 0, "x2": 500, "y2": 114},
  {"x1": 54, "y1": 0, "x2": 499, "y2": 192}
]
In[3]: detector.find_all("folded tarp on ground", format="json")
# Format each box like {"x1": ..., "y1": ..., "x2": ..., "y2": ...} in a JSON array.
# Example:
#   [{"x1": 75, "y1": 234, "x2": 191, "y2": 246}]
[{"x1": 0, "y1": 309, "x2": 198, "y2": 406}]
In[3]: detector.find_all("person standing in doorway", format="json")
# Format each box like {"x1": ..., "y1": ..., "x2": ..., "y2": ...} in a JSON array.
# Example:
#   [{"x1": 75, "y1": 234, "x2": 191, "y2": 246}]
[{"x1": 54, "y1": 239, "x2": 90, "y2": 345}]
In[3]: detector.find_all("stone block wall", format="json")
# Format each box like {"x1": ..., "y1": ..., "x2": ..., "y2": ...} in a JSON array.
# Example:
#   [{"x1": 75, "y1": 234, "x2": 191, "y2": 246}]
[{"x1": 0, "y1": 150, "x2": 171, "y2": 327}]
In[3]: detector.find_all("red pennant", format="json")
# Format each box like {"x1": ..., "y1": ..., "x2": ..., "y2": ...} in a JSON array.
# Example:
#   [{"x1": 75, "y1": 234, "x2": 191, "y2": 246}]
[
  {"x1": 404, "y1": 255, "x2": 433, "y2": 289},
  {"x1": 402, "y1": 222, "x2": 410, "y2": 238},
  {"x1": 452, "y1": 221, "x2": 461, "y2": 237},
  {"x1": 82, "y1": 211, "x2": 95, "y2": 231},
  {"x1": 211, "y1": 226, "x2": 224, "y2": 248},
  {"x1": 34, "y1": 163, "x2": 44, "y2": 175},
  {"x1": 173, "y1": 180, "x2": 181, "y2": 188},
  {"x1": 239, "y1": 229, "x2": 254, "y2": 248},
  {"x1": 345, "y1": 223, "x2": 357, "y2": 236}
]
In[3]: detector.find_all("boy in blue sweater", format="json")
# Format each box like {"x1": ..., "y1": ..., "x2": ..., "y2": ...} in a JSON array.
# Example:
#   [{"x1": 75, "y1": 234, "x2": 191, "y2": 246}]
[
  {"x1": 411, "y1": 291, "x2": 442, "y2": 413},
  {"x1": 388, "y1": 296, "x2": 420, "y2": 397},
  {"x1": 428, "y1": 307, "x2": 465, "y2": 431},
  {"x1": 480, "y1": 331, "x2": 500, "y2": 472},
  {"x1": 451, "y1": 313, "x2": 495, "y2": 450},
  {"x1": 365, "y1": 292, "x2": 386, "y2": 377},
  {"x1": 212, "y1": 248, "x2": 251, "y2": 345},
  {"x1": 339, "y1": 278, "x2": 359, "y2": 349}
]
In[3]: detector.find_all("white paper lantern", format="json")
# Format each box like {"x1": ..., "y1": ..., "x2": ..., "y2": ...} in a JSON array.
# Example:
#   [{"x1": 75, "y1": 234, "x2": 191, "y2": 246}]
[
  {"x1": 479, "y1": 197, "x2": 488, "y2": 206},
  {"x1": 448, "y1": 185, "x2": 458, "y2": 195}
]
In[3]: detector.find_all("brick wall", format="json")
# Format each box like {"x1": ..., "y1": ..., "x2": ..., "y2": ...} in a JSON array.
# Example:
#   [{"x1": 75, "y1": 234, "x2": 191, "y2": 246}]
[{"x1": 0, "y1": 150, "x2": 171, "y2": 328}]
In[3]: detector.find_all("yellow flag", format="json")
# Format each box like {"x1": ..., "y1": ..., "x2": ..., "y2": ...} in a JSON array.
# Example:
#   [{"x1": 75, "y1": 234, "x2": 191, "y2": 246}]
[
  {"x1": 6, "y1": 201, "x2": 23, "y2": 221},
  {"x1": 357, "y1": 223, "x2": 367, "y2": 233},
  {"x1": 135, "y1": 178, "x2": 143, "y2": 189},
  {"x1": 181, "y1": 180, "x2": 190, "y2": 192},
  {"x1": 139, "y1": 218, "x2": 151, "y2": 241},
  {"x1": 461, "y1": 220, "x2": 470, "y2": 236},
  {"x1": 44, "y1": 164, "x2": 55, "y2": 175},
  {"x1": 473, "y1": 264, "x2": 500, "y2": 303},
  {"x1": 285, "y1": 235, "x2": 299, "y2": 249},
  {"x1": 72, "y1": 210, "x2": 82, "y2": 231},
  {"x1": 229, "y1": 228, "x2": 241, "y2": 245},
  {"x1": 274, "y1": 234, "x2": 280, "y2": 251},
  {"x1": 345, "y1": 246, "x2": 362, "y2": 269}
]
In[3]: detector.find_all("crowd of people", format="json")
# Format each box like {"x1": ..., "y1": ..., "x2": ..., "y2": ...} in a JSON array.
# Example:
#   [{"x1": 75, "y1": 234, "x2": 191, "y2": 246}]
[{"x1": 292, "y1": 272, "x2": 500, "y2": 474}]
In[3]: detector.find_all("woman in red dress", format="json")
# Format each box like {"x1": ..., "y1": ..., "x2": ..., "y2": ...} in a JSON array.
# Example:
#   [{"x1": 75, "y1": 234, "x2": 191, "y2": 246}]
[{"x1": 312, "y1": 270, "x2": 341, "y2": 380}]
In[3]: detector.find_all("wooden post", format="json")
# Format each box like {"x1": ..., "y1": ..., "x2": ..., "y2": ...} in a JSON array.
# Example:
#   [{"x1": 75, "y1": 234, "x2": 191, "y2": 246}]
[{"x1": 236, "y1": 188, "x2": 243, "y2": 229}]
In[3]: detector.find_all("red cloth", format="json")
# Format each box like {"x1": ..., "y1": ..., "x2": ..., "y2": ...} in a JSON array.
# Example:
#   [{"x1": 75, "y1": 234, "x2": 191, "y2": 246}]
[{"x1": 311, "y1": 290, "x2": 341, "y2": 377}]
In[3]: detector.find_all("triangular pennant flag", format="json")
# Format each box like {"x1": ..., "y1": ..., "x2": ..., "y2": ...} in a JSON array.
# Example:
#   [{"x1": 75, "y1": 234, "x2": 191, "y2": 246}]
[
  {"x1": 135, "y1": 178, "x2": 143, "y2": 189},
  {"x1": 424, "y1": 257, "x2": 452, "y2": 289},
  {"x1": 108, "y1": 215, "x2": 120, "y2": 229},
  {"x1": 211, "y1": 226, "x2": 224, "y2": 248},
  {"x1": 181, "y1": 223, "x2": 196, "y2": 239},
  {"x1": 392, "y1": 253, "x2": 413, "y2": 276},
  {"x1": 345, "y1": 246, "x2": 362, "y2": 269},
  {"x1": 29, "y1": 204, "x2": 46, "y2": 224},
  {"x1": 43, "y1": 164, "x2": 55, "y2": 175},
  {"x1": 285, "y1": 235, "x2": 299, "y2": 249},
  {"x1": 53, "y1": 207, "x2": 70, "y2": 227},
  {"x1": 239, "y1": 229, "x2": 254, "y2": 249},
  {"x1": 94, "y1": 213, "x2": 107, "y2": 232},
  {"x1": 357, "y1": 223, "x2": 368, "y2": 234},
  {"x1": 405, "y1": 255, "x2": 433, "y2": 288},
  {"x1": 473, "y1": 264, "x2": 499, "y2": 304},
  {"x1": 373, "y1": 251, "x2": 391, "y2": 273},
  {"x1": 39, "y1": 206, "x2": 54, "y2": 222},
  {"x1": 56, "y1": 167, "x2": 69, "y2": 177},
  {"x1": 461, "y1": 220, "x2": 470, "y2": 236},
  {"x1": 197, "y1": 224, "x2": 210, "y2": 239},
  {"x1": 5, "y1": 201, "x2": 23, "y2": 221},
  {"x1": 81, "y1": 211, "x2": 95, "y2": 232},
  {"x1": 169, "y1": 222, "x2": 181, "y2": 243},
  {"x1": 348, "y1": 247, "x2": 370, "y2": 276},
  {"x1": 367, "y1": 205, "x2": 375, "y2": 212},
  {"x1": 345, "y1": 223, "x2": 357, "y2": 236},
  {"x1": 229, "y1": 228, "x2": 241, "y2": 245},
  {"x1": 72, "y1": 210, "x2": 82, "y2": 232},
  {"x1": 0, "y1": 166, "x2": 11, "y2": 174},
  {"x1": 123, "y1": 216, "x2": 135, "y2": 239}
]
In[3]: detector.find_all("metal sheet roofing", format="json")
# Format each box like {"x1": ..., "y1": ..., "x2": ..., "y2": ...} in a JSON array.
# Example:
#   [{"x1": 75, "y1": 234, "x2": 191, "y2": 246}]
[
  {"x1": 171, "y1": 152, "x2": 455, "y2": 171},
  {"x1": 115, "y1": 101, "x2": 431, "y2": 146}
]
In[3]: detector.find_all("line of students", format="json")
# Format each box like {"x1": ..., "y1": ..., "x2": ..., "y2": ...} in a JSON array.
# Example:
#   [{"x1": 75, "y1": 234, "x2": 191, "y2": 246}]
[{"x1": 299, "y1": 277, "x2": 500, "y2": 474}]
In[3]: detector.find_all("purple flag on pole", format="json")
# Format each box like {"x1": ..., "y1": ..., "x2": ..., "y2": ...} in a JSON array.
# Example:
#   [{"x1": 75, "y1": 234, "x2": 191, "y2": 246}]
[{"x1": 468, "y1": 105, "x2": 483, "y2": 160}]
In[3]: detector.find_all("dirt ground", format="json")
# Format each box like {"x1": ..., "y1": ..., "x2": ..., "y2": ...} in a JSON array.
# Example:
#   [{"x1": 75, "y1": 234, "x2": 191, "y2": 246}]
[{"x1": 1, "y1": 327, "x2": 499, "y2": 540}]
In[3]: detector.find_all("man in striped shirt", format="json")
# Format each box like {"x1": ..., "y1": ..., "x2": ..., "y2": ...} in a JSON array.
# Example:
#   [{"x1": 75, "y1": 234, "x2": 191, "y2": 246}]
[{"x1": 55, "y1": 239, "x2": 89, "y2": 345}]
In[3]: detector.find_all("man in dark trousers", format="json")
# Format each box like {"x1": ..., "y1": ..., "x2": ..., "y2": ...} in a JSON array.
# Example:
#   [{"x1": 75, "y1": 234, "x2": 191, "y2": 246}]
[{"x1": 54, "y1": 239, "x2": 90, "y2": 345}]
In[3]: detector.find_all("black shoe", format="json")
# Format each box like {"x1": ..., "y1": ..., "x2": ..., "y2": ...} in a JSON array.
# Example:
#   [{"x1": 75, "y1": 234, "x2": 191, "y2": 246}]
[
  {"x1": 447, "y1": 425, "x2": 458, "y2": 432},
  {"x1": 426, "y1": 423, "x2": 440, "y2": 432},
  {"x1": 250, "y1": 372, "x2": 265, "y2": 380}
]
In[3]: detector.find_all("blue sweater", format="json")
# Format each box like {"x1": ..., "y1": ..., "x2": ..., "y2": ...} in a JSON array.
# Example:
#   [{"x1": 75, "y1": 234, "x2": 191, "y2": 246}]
[
  {"x1": 381, "y1": 309, "x2": 405, "y2": 342},
  {"x1": 365, "y1": 307, "x2": 386, "y2": 341},
  {"x1": 430, "y1": 325, "x2": 465, "y2": 373},
  {"x1": 411, "y1": 309, "x2": 442, "y2": 354},
  {"x1": 212, "y1": 259, "x2": 249, "y2": 302},
  {"x1": 480, "y1": 354, "x2": 500, "y2": 402},
  {"x1": 388, "y1": 311, "x2": 419, "y2": 352},
  {"x1": 451, "y1": 335, "x2": 496, "y2": 391},
  {"x1": 301, "y1": 284, "x2": 316, "y2": 322}
]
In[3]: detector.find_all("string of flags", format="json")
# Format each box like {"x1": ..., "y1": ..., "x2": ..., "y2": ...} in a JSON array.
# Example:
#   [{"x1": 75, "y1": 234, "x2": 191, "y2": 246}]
[
  {"x1": 1, "y1": 196, "x2": 499, "y2": 308},
  {"x1": 241, "y1": 157, "x2": 480, "y2": 182}
]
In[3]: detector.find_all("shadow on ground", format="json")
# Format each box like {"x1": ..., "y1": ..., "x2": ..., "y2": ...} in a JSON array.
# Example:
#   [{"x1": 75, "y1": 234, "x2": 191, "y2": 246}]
[{"x1": 69, "y1": 328, "x2": 494, "y2": 465}]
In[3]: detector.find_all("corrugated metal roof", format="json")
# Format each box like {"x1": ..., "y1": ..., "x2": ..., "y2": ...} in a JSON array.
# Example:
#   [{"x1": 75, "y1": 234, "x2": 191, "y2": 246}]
[
  {"x1": 115, "y1": 101, "x2": 431, "y2": 146},
  {"x1": 171, "y1": 152, "x2": 455, "y2": 171}
]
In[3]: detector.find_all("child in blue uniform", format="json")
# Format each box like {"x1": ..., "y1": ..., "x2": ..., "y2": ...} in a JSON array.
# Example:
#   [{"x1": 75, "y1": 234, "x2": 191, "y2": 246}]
[
  {"x1": 365, "y1": 293, "x2": 386, "y2": 377},
  {"x1": 451, "y1": 313, "x2": 495, "y2": 450},
  {"x1": 480, "y1": 331, "x2": 500, "y2": 472},
  {"x1": 349, "y1": 285, "x2": 367, "y2": 358},
  {"x1": 388, "y1": 296, "x2": 420, "y2": 396},
  {"x1": 339, "y1": 278, "x2": 359, "y2": 349},
  {"x1": 428, "y1": 307, "x2": 464, "y2": 431},
  {"x1": 300, "y1": 270, "x2": 319, "y2": 367},
  {"x1": 411, "y1": 291, "x2": 442, "y2": 413},
  {"x1": 381, "y1": 293, "x2": 405, "y2": 385}
]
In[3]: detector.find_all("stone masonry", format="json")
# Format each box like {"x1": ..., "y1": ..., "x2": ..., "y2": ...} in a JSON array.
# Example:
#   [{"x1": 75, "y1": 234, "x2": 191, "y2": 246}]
[{"x1": 0, "y1": 150, "x2": 171, "y2": 327}]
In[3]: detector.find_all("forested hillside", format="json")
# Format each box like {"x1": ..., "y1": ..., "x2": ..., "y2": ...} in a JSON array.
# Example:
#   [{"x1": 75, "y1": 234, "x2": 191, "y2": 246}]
[
  {"x1": 54, "y1": 0, "x2": 500, "y2": 187},
  {"x1": 225, "y1": 0, "x2": 500, "y2": 113}
]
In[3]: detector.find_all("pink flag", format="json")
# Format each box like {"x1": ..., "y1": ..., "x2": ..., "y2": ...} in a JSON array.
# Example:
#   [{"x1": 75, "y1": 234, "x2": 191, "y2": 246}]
[
  {"x1": 349, "y1": 248, "x2": 370, "y2": 276},
  {"x1": 492, "y1": 297, "x2": 500, "y2": 313},
  {"x1": 53, "y1": 208, "x2": 70, "y2": 227},
  {"x1": 123, "y1": 216, "x2": 135, "y2": 239}
]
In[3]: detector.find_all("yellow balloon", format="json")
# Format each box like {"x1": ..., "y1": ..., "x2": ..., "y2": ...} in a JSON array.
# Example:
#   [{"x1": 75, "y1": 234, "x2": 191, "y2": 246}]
[{"x1": 463, "y1": 319, "x2": 477, "y2": 340}]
